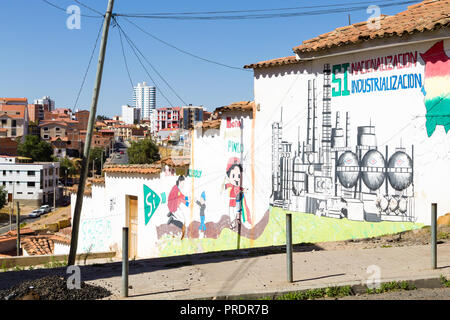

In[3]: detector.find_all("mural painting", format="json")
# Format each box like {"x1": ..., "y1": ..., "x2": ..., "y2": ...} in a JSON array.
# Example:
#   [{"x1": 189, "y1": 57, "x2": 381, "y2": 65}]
[
  {"x1": 223, "y1": 157, "x2": 252, "y2": 230},
  {"x1": 420, "y1": 40, "x2": 450, "y2": 137},
  {"x1": 271, "y1": 62, "x2": 416, "y2": 223},
  {"x1": 166, "y1": 175, "x2": 189, "y2": 239},
  {"x1": 80, "y1": 218, "x2": 112, "y2": 253}
]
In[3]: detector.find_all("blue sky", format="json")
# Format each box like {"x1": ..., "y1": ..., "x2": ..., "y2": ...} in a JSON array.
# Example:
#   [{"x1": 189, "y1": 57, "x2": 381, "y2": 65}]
[{"x1": 0, "y1": 0, "x2": 415, "y2": 116}]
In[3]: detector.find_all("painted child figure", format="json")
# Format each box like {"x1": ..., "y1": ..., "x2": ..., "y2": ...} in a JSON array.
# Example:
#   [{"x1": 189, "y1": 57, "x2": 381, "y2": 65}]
[
  {"x1": 224, "y1": 157, "x2": 252, "y2": 230},
  {"x1": 196, "y1": 191, "x2": 207, "y2": 238}
]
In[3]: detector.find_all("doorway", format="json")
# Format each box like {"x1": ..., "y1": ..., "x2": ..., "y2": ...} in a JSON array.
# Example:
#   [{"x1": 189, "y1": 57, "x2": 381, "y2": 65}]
[{"x1": 127, "y1": 195, "x2": 138, "y2": 259}]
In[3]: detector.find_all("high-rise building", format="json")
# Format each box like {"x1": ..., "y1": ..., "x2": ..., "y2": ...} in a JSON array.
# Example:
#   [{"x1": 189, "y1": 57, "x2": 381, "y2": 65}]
[
  {"x1": 133, "y1": 82, "x2": 156, "y2": 120},
  {"x1": 34, "y1": 96, "x2": 55, "y2": 111},
  {"x1": 121, "y1": 104, "x2": 141, "y2": 125}
]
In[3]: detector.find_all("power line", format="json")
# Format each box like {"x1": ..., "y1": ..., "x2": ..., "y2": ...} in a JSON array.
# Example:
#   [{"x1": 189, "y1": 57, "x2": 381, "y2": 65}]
[
  {"x1": 115, "y1": 0, "x2": 402, "y2": 16},
  {"x1": 120, "y1": 17, "x2": 250, "y2": 72},
  {"x1": 115, "y1": 19, "x2": 134, "y2": 91},
  {"x1": 73, "y1": 20, "x2": 104, "y2": 110},
  {"x1": 73, "y1": 0, "x2": 105, "y2": 17},
  {"x1": 115, "y1": 22, "x2": 175, "y2": 107},
  {"x1": 40, "y1": 0, "x2": 102, "y2": 18},
  {"x1": 115, "y1": 0, "x2": 417, "y2": 20},
  {"x1": 116, "y1": 21, "x2": 189, "y2": 106}
]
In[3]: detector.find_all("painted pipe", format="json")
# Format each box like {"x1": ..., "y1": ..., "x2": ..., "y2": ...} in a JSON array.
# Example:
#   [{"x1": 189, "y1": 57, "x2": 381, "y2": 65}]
[
  {"x1": 286, "y1": 213, "x2": 293, "y2": 283},
  {"x1": 122, "y1": 227, "x2": 129, "y2": 297},
  {"x1": 431, "y1": 203, "x2": 437, "y2": 270}
]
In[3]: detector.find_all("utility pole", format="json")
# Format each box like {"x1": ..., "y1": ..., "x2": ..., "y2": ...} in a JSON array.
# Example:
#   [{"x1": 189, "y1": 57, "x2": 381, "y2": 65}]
[
  {"x1": 16, "y1": 202, "x2": 20, "y2": 256},
  {"x1": 68, "y1": 0, "x2": 115, "y2": 266}
]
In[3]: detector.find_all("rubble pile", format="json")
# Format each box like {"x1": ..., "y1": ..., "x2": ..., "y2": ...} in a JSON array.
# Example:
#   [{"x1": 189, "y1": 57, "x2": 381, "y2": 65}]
[{"x1": 0, "y1": 275, "x2": 111, "y2": 300}]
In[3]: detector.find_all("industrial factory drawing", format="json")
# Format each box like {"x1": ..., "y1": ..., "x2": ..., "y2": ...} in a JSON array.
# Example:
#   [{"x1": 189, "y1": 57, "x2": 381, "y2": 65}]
[{"x1": 271, "y1": 64, "x2": 416, "y2": 223}]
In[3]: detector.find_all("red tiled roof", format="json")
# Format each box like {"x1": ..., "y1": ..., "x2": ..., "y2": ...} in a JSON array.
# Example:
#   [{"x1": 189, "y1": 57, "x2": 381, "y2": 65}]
[
  {"x1": 244, "y1": 56, "x2": 300, "y2": 69},
  {"x1": 214, "y1": 101, "x2": 255, "y2": 114},
  {"x1": 293, "y1": 0, "x2": 450, "y2": 53},
  {"x1": 0, "y1": 98, "x2": 28, "y2": 103},
  {"x1": 0, "y1": 105, "x2": 26, "y2": 119},
  {"x1": 103, "y1": 164, "x2": 162, "y2": 175},
  {"x1": 21, "y1": 236, "x2": 54, "y2": 255},
  {"x1": 245, "y1": 1, "x2": 450, "y2": 69},
  {"x1": 201, "y1": 119, "x2": 221, "y2": 130}
]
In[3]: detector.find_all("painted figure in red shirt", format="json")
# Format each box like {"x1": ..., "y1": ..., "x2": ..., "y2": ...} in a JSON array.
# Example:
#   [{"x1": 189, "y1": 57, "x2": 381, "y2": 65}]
[{"x1": 167, "y1": 175, "x2": 189, "y2": 239}]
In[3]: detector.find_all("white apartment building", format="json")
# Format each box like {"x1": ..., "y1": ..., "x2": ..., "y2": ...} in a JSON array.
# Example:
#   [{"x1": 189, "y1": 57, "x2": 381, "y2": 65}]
[
  {"x1": 133, "y1": 82, "x2": 156, "y2": 120},
  {"x1": 121, "y1": 105, "x2": 140, "y2": 125},
  {"x1": 33, "y1": 96, "x2": 55, "y2": 112},
  {"x1": 0, "y1": 156, "x2": 60, "y2": 206}
]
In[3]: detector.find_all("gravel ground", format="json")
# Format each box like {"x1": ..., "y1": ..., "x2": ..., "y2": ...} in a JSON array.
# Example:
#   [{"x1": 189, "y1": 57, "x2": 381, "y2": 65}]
[
  {"x1": 0, "y1": 275, "x2": 111, "y2": 300},
  {"x1": 331, "y1": 287, "x2": 450, "y2": 300}
]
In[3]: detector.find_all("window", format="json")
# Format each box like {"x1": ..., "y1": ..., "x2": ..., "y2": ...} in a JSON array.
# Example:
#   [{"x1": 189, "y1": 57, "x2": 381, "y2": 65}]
[
  {"x1": 43, "y1": 127, "x2": 49, "y2": 131},
  {"x1": 17, "y1": 192, "x2": 22, "y2": 194},
  {"x1": 28, "y1": 192, "x2": 33, "y2": 195},
  {"x1": 27, "y1": 182, "x2": 35, "y2": 187},
  {"x1": 55, "y1": 127, "x2": 60, "y2": 131},
  {"x1": 43, "y1": 134, "x2": 49, "y2": 139},
  {"x1": 12, "y1": 120, "x2": 16, "y2": 127},
  {"x1": 2, "y1": 170, "x2": 5, "y2": 176},
  {"x1": 27, "y1": 171, "x2": 36, "y2": 176}
]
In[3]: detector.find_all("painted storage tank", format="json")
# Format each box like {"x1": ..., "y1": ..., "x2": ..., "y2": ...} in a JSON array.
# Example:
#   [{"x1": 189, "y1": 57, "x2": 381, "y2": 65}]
[
  {"x1": 336, "y1": 151, "x2": 360, "y2": 188},
  {"x1": 387, "y1": 150, "x2": 413, "y2": 191},
  {"x1": 361, "y1": 149, "x2": 386, "y2": 190}
]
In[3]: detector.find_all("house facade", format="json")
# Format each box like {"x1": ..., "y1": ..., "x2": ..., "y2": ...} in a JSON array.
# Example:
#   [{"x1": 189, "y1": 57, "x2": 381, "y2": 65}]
[
  {"x1": 0, "y1": 156, "x2": 60, "y2": 206},
  {"x1": 70, "y1": 1, "x2": 449, "y2": 258}
]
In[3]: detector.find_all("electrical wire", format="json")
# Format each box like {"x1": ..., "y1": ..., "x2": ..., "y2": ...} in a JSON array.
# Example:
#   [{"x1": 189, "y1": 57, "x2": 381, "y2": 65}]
[
  {"x1": 73, "y1": 0, "x2": 105, "y2": 17},
  {"x1": 120, "y1": 17, "x2": 250, "y2": 72},
  {"x1": 115, "y1": 0, "x2": 417, "y2": 20},
  {"x1": 115, "y1": 22, "x2": 175, "y2": 107},
  {"x1": 40, "y1": 0, "x2": 103, "y2": 18},
  {"x1": 116, "y1": 20, "x2": 189, "y2": 106},
  {"x1": 116, "y1": 0, "x2": 404, "y2": 16},
  {"x1": 73, "y1": 19, "x2": 104, "y2": 110},
  {"x1": 115, "y1": 20, "x2": 135, "y2": 91}
]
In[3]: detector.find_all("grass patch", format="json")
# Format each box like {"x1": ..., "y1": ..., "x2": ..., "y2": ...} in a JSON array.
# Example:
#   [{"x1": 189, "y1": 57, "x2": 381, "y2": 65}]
[
  {"x1": 437, "y1": 232, "x2": 450, "y2": 240},
  {"x1": 263, "y1": 286, "x2": 354, "y2": 300},
  {"x1": 367, "y1": 281, "x2": 416, "y2": 294},
  {"x1": 440, "y1": 275, "x2": 450, "y2": 288}
]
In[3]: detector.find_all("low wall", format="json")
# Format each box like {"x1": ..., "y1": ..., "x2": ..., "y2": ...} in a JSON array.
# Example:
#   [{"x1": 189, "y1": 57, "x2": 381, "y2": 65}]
[{"x1": 0, "y1": 251, "x2": 115, "y2": 269}]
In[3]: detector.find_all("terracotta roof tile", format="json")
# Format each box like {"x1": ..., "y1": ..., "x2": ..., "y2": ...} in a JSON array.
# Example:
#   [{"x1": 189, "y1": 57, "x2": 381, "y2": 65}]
[
  {"x1": 103, "y1": 164, "x2": 162, "y2": 175},
  {"x1": 90, "y1": 177, "x2": 105, "y2": 185},
  {"x1": 21, "y1": 236, "x2": 54, "y2": 256},
  {"x1": 214, "y1": 101, "x2": 255, "y2": 114},
  {"x1": 293, "y1": 0, "x2": 450, "y2": 53},
  {"x1": 201, "y1": 119, "x2": 221, "y2": 130},
  {"x1": 244, "y1": 56, "x2": 300, "y2": 69}
]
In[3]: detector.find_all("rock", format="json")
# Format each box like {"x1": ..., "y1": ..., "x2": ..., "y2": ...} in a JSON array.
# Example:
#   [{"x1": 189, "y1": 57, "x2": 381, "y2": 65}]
[{"x1": 437, "y1": 213, "x2": 450, "y2": 226}]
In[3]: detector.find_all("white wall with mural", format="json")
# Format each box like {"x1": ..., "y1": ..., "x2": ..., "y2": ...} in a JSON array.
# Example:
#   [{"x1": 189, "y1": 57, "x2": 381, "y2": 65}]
[
  {"x1": 71, "y1": 39, "x2": 449, "y2": 259},
  {"x1": 254, "y1": 39, "x2": 450, "y2": 226}
]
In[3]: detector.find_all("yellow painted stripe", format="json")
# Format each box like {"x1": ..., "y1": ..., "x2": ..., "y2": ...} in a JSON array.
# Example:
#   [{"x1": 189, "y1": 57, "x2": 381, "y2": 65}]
[{"x1": 424, "y1": 75, "x2": 450, "y2": 99}]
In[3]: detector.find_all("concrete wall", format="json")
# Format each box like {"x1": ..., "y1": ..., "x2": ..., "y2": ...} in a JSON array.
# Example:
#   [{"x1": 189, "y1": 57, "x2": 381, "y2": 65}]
[
  {"x1": 253, "y1": 38, "x2": 450, "y2": 225},
  {"x1": 71, "y1": 37, "x2": 450, "y2": 259}
]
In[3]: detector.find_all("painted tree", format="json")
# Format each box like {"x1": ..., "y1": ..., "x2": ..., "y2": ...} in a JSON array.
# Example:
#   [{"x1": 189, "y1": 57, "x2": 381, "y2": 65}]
[{"x1": 128, "y1": 139, "x2": 160, "y2": 164}]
